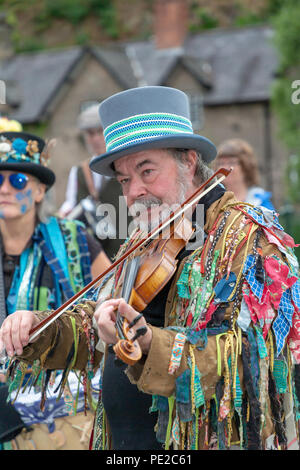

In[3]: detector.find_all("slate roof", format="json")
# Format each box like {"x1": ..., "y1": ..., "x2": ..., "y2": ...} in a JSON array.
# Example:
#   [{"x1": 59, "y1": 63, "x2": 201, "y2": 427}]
[
  {"x1": 91, "y1": 45, "x2": 137, "y2": 90},
  {"x1": 0, "y1": 47, "x2": 84, "y2": 123},
  {"x1": 127, "y1": 25, "x2": 278, "y2": 105},
  {"x1": 186, "y1": 26, "x2": 278, "y2": 105},
  {"x1": 0, "y1": 25, "x2": 279, "y2": 123}
]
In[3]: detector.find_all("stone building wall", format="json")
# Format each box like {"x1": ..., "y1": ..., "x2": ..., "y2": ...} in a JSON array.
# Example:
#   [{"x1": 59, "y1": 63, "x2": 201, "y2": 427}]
[{"x1": 45, "y1": 55, "x2": 123, "y2": 208}]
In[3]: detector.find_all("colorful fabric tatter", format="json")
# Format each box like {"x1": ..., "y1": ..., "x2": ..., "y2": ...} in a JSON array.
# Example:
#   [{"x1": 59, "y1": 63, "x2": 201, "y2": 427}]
[
  {"x1": 243, "y1": 254, "x2": 264, "y2": 302},
  {"x1": 242, "y1": 282, "x2": 276, "y2": 336},
  {"x1": 239, "y1": 205, "x2": 284, "y2": 232},
  {"x1": 264, "y1": 256, "x2": 298, "y2": 309},
  {"x1": 272, "y1": 288, "x2": 295, "y2": 355},
  {"x1": 168, "y1": 333, "x2": 187, "y2": 375},
  {"x1": 214, "y1": 272, "x2": 237, "y2": 304},
  {"x1": 263, "y1": 227, "x2": 298, "y2": 252},
  {"x1": 291, "y1": 279, "x2": 300, "y2": 311},
  {"x1": 242, "y1": 254, "x2": 299, "y2": 347},
  {"x1": 237, "y1": 296, "x2": 252, "y2": 332},
  {"x1": 288, "y1": 309, "x2": 300, "y2": 364},
  {"x1": 185, "y1": 250, "x2": 219, "y2": 329}
]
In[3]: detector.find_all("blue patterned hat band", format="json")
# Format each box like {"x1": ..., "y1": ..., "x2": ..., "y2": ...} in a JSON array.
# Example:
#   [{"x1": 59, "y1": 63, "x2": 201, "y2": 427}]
[{"x1": 104, "y1": 112, "x2": 194, "y2": 152}]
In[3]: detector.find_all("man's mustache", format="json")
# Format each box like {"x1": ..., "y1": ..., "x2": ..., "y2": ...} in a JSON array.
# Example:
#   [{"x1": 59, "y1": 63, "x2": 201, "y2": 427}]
[{"x1": 129, "y1": 197, "x2": 162, "y2": 217}]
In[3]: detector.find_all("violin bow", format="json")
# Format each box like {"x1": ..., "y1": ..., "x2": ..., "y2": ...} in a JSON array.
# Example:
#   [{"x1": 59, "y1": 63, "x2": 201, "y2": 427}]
[{"x1": 20, "y1": 167, "x2": 232, "y2": 344}]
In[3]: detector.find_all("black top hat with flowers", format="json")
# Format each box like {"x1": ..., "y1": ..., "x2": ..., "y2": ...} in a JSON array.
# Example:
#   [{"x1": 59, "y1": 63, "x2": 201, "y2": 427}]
[{"x1": 0, "y1": 131, "x2": 55, "y2": 187}]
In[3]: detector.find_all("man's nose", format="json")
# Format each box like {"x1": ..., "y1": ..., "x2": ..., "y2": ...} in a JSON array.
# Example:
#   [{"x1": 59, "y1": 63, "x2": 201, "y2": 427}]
[
  {"x1": 127, "y1": 175, "x2": 147, "y2": 201},
  {"x1": 0, "y1": 178, "x2": 12, "y2": 193}
]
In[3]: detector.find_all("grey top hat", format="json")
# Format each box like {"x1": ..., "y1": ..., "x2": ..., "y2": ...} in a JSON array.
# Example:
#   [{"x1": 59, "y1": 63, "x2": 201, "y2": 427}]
[{"x1": 90, "y1": 86, "x2": 216, "y2": 176}]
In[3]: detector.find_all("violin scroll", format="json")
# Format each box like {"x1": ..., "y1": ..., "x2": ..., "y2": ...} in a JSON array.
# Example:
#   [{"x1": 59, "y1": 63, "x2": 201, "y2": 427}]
[{"x1": 113, "y1": 318, "x2": 147, "y2": 365}]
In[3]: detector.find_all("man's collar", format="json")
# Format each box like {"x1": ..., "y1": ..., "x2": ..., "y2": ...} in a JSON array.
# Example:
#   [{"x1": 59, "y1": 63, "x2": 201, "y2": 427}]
[
  {"x1": 200, "y1": 184, "x2": 226, "y2": 225},
  {"x1": 192, "y1": 183, "x2": 226, "y2": 227}
]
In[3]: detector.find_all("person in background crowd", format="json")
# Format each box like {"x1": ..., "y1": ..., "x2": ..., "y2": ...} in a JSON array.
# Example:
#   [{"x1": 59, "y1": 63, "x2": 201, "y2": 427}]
[
  {"x1": 213, "y1": 138, "x2": 275, "y2": 211},
  {"x1": 1, "y1": 87, "x2": 299, "y2": 451},
  {"x1": 0, "y1": 124, "x2": 110, "y2": 450},
  {"x1": 59, "y1": 103, "x2": 130, "y2": 260}
]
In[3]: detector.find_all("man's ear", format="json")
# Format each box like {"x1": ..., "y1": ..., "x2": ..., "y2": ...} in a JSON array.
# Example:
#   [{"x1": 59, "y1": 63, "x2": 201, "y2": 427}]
[{"x1": 185, "y1": 150, "x2": 198, "y2": 177}]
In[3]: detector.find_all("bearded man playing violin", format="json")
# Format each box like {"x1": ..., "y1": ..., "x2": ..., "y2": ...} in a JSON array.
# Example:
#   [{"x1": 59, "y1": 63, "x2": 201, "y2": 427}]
[{"x1": 1, "y1": 87, "x2": 300, "y2": 451}]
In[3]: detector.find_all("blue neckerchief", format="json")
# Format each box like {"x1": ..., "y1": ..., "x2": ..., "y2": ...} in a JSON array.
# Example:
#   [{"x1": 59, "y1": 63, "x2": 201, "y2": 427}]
[
  {"x1": 76, "y1": 224, "x2": 92, "y2": 286},
  {"x1": 6, "y1": 248, "x2": 30, "y2": 314},
  {"x1": 39, "y1": 217, "x2": 70, "y2": 282}
]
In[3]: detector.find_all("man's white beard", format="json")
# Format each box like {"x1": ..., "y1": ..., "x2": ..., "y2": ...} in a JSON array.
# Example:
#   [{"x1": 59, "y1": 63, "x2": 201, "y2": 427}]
[{"x1": 129, "y1": 175, "x2": 190, "y2": 234}]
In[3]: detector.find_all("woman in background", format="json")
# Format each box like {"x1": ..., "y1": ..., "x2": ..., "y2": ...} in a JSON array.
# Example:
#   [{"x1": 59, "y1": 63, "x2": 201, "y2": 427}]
[
  {"x1": 0, "y1": 123, "x2": 110, "y2": 450},
  {"x1": 213, "y1": 138, "x2": 275, "y2": 210}
]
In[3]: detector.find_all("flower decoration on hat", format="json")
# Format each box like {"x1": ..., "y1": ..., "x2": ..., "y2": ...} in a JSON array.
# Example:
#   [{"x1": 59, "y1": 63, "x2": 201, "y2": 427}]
[
  {"x1": 0, "y1": 141, "x2": 12, "y2": 155},
  {"x1": 0, "y1": 117, "x2": 23, "y2": 132},
  {"x1": 0, "y1": 129, "x2": 56, "y2": 187},
  {"x1": 12, "y1": 138, "x2": 28, "y2": 156},
  {"x1": 0, "y1": 134, "x2": 53, "y2": 168},
  {"x1": 40, "y1": 139, "x2": 56, "y2": 167},
  {"x1": 27, "y1": 139, "x2": 39, "y2": 156}
]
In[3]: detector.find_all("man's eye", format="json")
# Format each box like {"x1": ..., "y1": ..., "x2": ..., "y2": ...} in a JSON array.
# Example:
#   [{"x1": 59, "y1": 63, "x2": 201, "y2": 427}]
[
  {"x1": 119, "y1": 178, "x2": 129, "y2": 185},
  {"x1": 143, "y1": 169, "x2": 153, "y2": 176}
]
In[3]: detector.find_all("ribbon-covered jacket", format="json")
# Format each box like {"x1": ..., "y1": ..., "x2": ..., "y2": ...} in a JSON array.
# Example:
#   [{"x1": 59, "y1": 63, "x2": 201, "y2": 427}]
[{"x1": 8, "y1": 192, "x2": 300, "y2": 450}]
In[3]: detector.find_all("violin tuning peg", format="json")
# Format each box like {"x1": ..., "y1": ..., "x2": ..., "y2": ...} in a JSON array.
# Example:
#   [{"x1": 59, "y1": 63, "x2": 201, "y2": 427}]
[
  {"x1": 131, "y1": 326, "x2": 147, "y2": 342},
  {"x1": 128, "y1": 313, "x2": 143, "y2": 329}
]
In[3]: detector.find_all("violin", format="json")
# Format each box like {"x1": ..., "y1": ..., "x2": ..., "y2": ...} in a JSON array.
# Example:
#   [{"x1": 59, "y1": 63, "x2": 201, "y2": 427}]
[
  {"x1": 113, "y1": 214, "x2": 194, "y2": 365},
  {"x1": 0, "y1": 168, "x2": 231, "y2": 368}
]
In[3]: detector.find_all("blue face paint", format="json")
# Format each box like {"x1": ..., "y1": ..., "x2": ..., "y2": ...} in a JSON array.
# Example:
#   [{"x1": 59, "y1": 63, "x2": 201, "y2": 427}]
[
  {"x1": 16, "y1": 188, "x2": 32, "y2": 200},
  {"x1": 15, "y1": 189, "x2": 33, "y2": 215},
  {"x1": 26, "y1": 189, "x2": 33, "y2": 206},
  {"x1": 0, "y1": 211, "x2": 4, "y2": 219}
]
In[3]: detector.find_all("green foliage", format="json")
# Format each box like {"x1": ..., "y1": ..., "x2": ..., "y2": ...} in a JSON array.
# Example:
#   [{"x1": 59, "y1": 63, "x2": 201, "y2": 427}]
[
  {"x1": 265, "y1": 0, "x2": 283, "y2": 16},
  {"x1": 89, "y1": 0, "x2": 119, "y2": 39},
  {"x1": 42, "y1": 0, "x2": 91, "y2": 25},
  {"x1": 271, "y1": 1, "x2": 300, "y2": 73},
  {"x1": 284, "y1": 152, "x2": 300, "y2": 204},
  {"x1": 279, "y1": 209, "x2": 300, "y2": 260},
  {"x1": 32, "y1": 0, "x2": 119, "y2": 38},
  {"x1": 4, "y1": 10, "x2": 18, "y2": 27},
  {"x1": 75, "y1": 30, "x2": 90, "y2": 46},
  {"x1": 96, "y1": 4, "x2": 119, "y2": 39},
  {"x1": 271, "y1": 78, "x2": 300, "y2": 151},
  {"x1": 270, "y1": 0, "x2": 300, "y2": 253},
  {"x1": 233, "y1": 12, "x2": 262, "y2": 27},
  {"x1": 23, "y1": 121, "x2": 48, "y2": 138},
  {"x1": 189, "y1": 6, "x2": 219, "y2": 32},
  {"x1": 270, "y1": 1, "x2": 300, "y2": 204},
  {"x1": 14, "y1": 37, "x2": 46, "y2": 53}
]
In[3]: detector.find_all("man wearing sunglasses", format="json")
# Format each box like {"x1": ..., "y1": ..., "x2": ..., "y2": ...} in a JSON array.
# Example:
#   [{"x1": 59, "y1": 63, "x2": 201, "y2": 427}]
[{"x1": 0, "y1": 126, "x2": 111, "y2": 450}]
